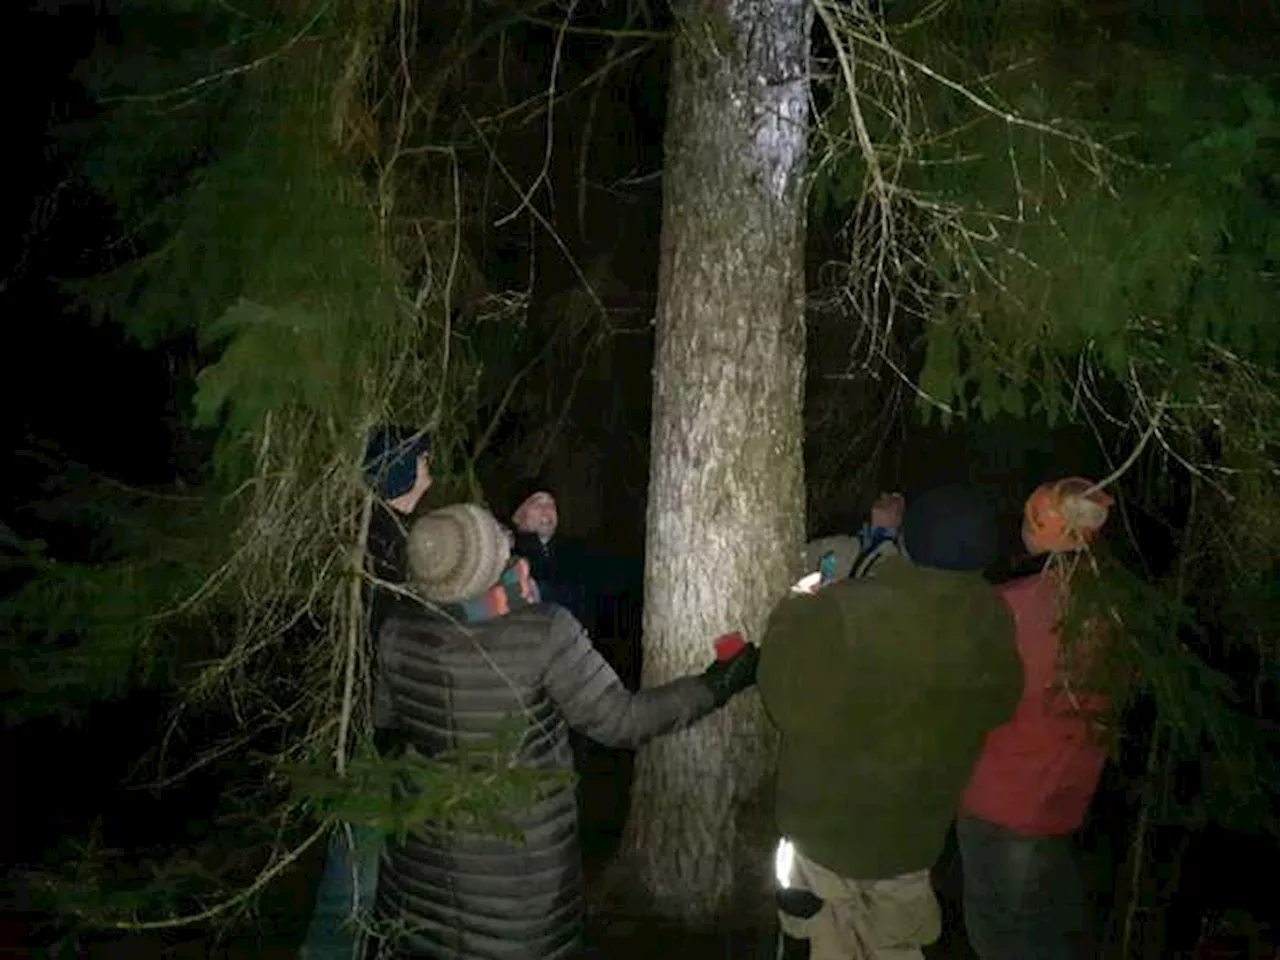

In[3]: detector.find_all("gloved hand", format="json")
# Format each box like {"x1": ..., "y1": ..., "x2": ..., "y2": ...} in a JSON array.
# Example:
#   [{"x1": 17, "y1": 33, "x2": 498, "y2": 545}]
[{"x1": 702, "y1": 641, "x2": 761, "y2": 707}]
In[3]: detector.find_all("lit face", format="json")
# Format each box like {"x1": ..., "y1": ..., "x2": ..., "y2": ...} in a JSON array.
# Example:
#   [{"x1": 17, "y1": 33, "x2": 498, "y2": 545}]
[{"x1": 513, "y1": 491, "x2": 558, "y2": 538}]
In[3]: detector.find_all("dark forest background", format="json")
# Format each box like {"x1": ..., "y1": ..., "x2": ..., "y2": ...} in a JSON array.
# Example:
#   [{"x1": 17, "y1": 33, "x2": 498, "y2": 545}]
[{"x1": 2, "y1": 0, "x2": 1278, "y2": 956}]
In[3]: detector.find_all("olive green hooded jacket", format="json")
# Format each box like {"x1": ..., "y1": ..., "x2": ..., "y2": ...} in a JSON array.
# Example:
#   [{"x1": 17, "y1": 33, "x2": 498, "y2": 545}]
[{"x1": 759, "y1": 555, "x2": 1020, "y2": 880}]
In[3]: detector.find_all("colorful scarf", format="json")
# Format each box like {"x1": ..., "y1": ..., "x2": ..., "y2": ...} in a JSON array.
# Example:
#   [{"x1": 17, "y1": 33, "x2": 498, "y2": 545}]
[{"x1": 455, "y1": 557, "x2": 541, "y2": 623}]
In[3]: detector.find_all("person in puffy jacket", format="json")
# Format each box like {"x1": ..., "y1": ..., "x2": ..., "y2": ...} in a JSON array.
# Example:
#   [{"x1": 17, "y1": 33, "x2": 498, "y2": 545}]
[{"x1": 370, "y1": 503, "x2": 759, "y2": 959}]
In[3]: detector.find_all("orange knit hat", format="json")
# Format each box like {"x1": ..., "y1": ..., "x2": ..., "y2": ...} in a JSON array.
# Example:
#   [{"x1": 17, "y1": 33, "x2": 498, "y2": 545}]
[{"x1": 1023, "y1": 477, "x2": 1113, "y2": 555}]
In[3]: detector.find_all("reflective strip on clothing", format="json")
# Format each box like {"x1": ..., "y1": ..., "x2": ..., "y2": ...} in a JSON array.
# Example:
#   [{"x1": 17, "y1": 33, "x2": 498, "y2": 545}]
[{"x1": 776, "y1": 846, "x2": 940, "y2": 960}]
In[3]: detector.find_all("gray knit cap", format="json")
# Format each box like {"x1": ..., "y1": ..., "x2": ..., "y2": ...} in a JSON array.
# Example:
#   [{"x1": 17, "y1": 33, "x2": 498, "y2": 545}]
[{"x1": 406, "y1": 504, "x2": 511, "y2": 603}]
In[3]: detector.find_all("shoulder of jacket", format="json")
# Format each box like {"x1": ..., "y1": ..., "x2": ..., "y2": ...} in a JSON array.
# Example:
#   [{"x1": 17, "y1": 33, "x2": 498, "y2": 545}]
[
  {"x1": 803, "y1": 576, "x2": 883, "y2": 630},
  {"x1": 839, "y1": 555, "x2": 917, "y2": 598},
  {"x1": 995, "y1": 571, "x2": 1053, "y2": 611},
  {"x1": 382, "y1": 606, "x2": 459, "y2": 638},
  {"x1": 543, "y1": 601, "x2": 586, "y2": 632},
  {"x1": 997, "y1": 570, "x2": 1043, "y2": 592},
  {"x1": 767, "y1": 590, "x2": 837, "y2": 634},
  {"x1": 500, "y1": 602, "x2": 575, "y2": 644},
  {"x1": 850, "y1": 540, "x2": 899, "y2": 581}
]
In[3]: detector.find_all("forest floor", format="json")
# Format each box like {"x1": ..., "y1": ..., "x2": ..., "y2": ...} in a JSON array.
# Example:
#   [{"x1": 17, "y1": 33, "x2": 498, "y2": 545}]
[
  {"x1": 5, "y1": 714, "x2": 1277, "y2": 959},
  {"x1": 1, "y1": 741, "x2": 976, "y2": 959}
]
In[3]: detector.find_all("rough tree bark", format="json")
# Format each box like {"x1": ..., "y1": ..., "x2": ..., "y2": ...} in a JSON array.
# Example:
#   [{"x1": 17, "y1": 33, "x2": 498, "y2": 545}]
[{"x1": 617, "y1": 0, "x2": 812, "y2": 924}]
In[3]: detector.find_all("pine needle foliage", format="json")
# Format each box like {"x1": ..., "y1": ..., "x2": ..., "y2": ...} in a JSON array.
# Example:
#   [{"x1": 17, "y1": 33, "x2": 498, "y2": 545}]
[
  {"x1": 811, "y1": 1, "x2": 1278, "y2": 430},
  {"x1": 811, "y1": 0, "x2": 1280, "y2": 845},
  {"x1": 287, "y1": 722, "x2": 576, "y2": 845},
  {"x1": 1059, "y1": 547, "x2": 1280, "y2": 835},
  {"x1": 78, "y1": 0, "x2": 420, "y2": 433},
  {"x1": 1, "y1": 470, "x2": 229, "y2": 723},
  {"x1": 9, "y1": 0, "x2": 572, "y2": 934}
]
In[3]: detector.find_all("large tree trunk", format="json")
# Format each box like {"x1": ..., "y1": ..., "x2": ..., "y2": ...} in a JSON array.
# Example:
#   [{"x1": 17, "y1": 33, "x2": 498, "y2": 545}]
[{"x1": 617, "y1": 0, "x2": 812, "y2": 924}]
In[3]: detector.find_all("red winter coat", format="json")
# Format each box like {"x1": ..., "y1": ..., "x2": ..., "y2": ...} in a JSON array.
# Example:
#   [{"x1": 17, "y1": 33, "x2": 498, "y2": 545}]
[{"x1": 961, "y1": 571, "x2": 1110, "y2": 836}]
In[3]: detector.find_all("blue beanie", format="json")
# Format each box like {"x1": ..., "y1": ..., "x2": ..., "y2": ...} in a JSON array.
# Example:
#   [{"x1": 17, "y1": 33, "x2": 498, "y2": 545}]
[
  {"x1": 902, "y1": 485, "x2": 999, "y2": 572},
  {"x1": 363, "y1": 425, "x2": 432, "y2": 500}
]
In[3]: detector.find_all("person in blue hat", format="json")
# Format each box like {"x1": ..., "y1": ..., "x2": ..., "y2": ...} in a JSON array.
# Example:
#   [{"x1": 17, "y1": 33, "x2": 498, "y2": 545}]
[
  {"x1": 360, "y1": 425, "x2": 435, "y2": 635},
  {"x1": 299, "y1": 424, "x2": 433, "y2": 960}
]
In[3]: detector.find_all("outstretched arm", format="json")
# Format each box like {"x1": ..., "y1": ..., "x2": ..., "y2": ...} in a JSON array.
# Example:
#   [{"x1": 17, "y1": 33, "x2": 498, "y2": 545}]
[{"x1": 541, "y1": 607, "x2": 718, "y2": 749}]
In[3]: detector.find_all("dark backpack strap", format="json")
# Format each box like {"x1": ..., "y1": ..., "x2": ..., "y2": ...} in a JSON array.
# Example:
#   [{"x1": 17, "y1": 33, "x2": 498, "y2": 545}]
[{"x1": 851, "y1": 538, "x2": 900, "y2": 581}]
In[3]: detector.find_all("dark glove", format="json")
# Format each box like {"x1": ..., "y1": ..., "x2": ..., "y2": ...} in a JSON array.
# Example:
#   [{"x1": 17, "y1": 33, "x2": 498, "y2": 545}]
[{"x1": 702, "y1": 642, "x2": 761, "y2": 707}]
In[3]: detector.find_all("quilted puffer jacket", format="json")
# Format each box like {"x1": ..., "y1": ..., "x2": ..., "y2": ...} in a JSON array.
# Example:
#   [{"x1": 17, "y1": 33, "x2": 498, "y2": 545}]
[{"x1": 371, "y1": 603, "x2": 716, "y2": 959}]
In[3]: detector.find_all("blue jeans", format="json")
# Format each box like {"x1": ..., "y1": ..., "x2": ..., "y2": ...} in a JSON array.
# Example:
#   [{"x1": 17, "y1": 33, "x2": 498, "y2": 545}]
[
  {"x1": 300, "y1": 824, "x2": 383, "y2": 959},
  {"x1": 957, "y1": 816, "x2": 1086, "y2": 960}
]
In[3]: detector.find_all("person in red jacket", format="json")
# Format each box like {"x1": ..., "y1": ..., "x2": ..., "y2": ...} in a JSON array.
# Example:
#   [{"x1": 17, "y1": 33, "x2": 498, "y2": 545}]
[{"x1": 957, "y1": 477, "x2": 1116, "y2": 960}]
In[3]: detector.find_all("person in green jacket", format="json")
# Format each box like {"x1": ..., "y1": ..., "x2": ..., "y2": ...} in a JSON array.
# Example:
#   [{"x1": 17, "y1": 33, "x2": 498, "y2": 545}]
[{"x1": 761, "y1": 485, "x2": 1022, "y2": 960}]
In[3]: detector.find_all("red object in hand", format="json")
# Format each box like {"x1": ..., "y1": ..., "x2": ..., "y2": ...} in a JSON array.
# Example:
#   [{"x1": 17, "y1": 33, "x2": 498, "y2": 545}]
[{"x1": 715, "y1": 632, "x2": 747, "y2": 662}]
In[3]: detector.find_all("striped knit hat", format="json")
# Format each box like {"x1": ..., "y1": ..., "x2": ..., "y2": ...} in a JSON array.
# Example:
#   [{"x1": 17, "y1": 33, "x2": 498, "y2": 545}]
[{"x1": 406, "y1": 504, "x2": 511, "y2": 603}]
